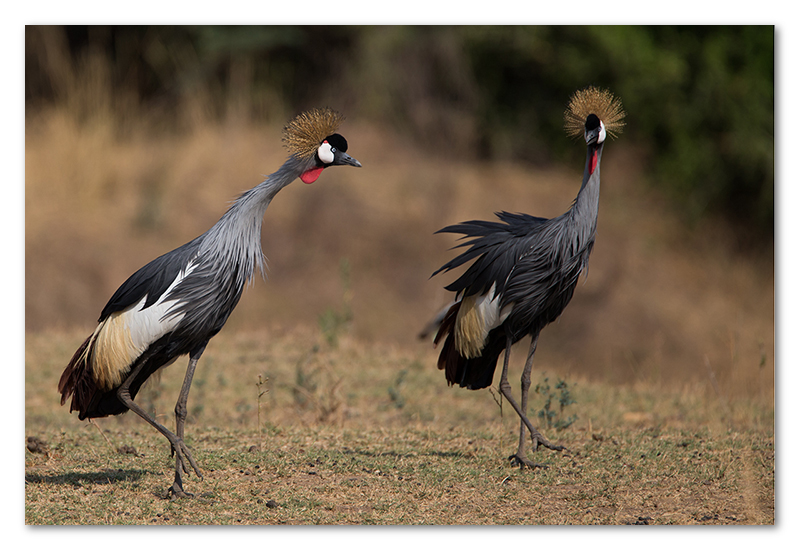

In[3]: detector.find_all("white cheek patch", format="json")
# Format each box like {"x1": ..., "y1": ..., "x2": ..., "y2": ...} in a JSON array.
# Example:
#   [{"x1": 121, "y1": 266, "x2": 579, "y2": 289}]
[
  {"x1": 318, "y1": 141, "x2": 334, "y2": 164},
  {"x1": 598, "y1": 121, "x2": 607, "y2": 143}
]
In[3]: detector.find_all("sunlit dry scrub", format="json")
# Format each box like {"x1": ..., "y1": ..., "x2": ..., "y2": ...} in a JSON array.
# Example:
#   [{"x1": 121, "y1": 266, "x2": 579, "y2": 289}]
[{"x1": 26, "y1": 108, "x2": 774, "y2": 402}]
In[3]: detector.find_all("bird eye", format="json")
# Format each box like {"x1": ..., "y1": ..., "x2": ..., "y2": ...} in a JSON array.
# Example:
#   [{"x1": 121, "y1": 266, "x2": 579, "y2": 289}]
[{"x1": 331, "y1": 147, "x2": 337, "y2": 153}]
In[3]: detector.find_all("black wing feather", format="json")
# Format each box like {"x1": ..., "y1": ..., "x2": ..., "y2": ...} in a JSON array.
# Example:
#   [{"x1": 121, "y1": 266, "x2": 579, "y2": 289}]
[
  {"x1": 432, "y1": 211, "x2": 550, "y2": 298},
  {"x1": 98, "y1": 239, "x2": 200, "y2": 322},
  {"x1": 500, "y1": 214, "x2": 594, "y2": 334}
]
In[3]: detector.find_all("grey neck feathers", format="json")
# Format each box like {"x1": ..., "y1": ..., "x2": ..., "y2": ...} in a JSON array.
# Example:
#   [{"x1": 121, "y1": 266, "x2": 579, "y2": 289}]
[
  {"x1": 572, "y1": 143, "x2": 603, "y2": 226},
  {"x1": 198, "y1": 154, "x2": 315, "y2": 286},
  {"x1": 569, "y1": 143, "x2": 604, "y2": 242}
]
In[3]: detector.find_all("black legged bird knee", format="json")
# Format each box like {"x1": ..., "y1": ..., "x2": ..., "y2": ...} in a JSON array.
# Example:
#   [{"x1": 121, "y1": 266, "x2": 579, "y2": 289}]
[
  {"x1": 58, "y1": 108, "x2": 361, "y2": 498},
  {"x1": 425, "y1": 87, "x2": 625, "y2": 468}
]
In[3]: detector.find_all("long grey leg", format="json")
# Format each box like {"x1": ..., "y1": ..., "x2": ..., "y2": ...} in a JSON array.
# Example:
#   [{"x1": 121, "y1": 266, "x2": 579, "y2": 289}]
[
  {"x1": 115, "y1": 350, "x2": 203, "y2": 493},
  {"x1": 169, "y1": 343, "x2": 207, "y2": 499},
  {"x1": 510, "y1": 335, "x2": 541, "y2": 467},
  {"x1": 496, "y1": 335, "x2": 564, "y2": 468}
]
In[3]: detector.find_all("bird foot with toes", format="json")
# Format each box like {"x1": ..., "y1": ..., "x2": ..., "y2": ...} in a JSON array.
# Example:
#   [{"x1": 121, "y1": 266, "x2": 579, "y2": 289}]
[
  {"x1": 529, "y1": 432, "x2": 567, "y2": 453},
  {"x1": 170, "y1": 441, "x2": 203, "y2": 479},
  {"x1": 167, "y1": 483, "x2": 194, "y2": 501},
  {"x1": 509, "y1": 454, "x2": 548, "y2": 470}
]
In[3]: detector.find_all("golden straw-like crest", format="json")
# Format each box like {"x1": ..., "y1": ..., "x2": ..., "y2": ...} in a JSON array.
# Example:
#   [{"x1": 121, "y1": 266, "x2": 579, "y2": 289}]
[
  {"x1": 282, "y1": 108, "x2": 345, "y2": 158},
  {"x1": 564, "y1": 87, "x2": 626, "y2": 139}
]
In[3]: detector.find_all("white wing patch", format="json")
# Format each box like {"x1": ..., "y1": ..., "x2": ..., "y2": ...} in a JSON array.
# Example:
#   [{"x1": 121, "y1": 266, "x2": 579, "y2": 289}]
[
  {"x1": 90, "y1": 261, "x2": 198, "y2": 390},
  {"x1": 455, "y1": 283, "x2": 512, "y2": 358}
]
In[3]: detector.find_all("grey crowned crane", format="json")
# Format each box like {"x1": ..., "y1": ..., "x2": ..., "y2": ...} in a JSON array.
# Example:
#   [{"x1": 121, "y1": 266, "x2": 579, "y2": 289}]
[
  {"x1": 428, "y1": 87, "x2": 625, "y2": 468},
  {"x1": 58, "y1": 108, "x2": 361, "y2": 498}
]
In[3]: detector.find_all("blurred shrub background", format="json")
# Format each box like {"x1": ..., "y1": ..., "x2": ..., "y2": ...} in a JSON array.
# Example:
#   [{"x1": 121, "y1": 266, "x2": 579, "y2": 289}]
[
  {"x1": 24, "y1": 25, "x2": 774, "y2": 401},
  {"x1": 26, "y1": 25, "x2": 773, "y2": 244}
]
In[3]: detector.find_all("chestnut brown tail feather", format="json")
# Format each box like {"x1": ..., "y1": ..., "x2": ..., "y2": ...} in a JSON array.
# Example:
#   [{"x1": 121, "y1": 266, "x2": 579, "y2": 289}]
[
  {"x1": 433, "y1": 301, "x2": 460, "y2": 348},
  {"x1": 58, "y1": 334, "x2": 100, "y2": 419}
]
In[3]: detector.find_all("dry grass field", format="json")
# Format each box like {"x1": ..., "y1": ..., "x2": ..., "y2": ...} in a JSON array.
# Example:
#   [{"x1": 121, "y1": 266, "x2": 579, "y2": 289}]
[
  {"x1": 24, "y1": 109, "x2": 774, "y2": 525},
  {"x1": 26, "y1": 329, "x2": 773, "y2": 525}
]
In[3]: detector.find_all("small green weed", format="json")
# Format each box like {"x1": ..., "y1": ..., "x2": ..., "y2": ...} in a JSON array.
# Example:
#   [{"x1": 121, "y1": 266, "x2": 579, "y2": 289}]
[
  {"x1": 256, "y1": 374, "x2": 269, "y2": 452},
  {"x1": 387, "y1": 369, "x2": 408, "y2": 409},
  {"x1": 290, "y1": 345, "x2": 343, "y2": 422},
  {"x1": 318, "y1": 258, "x2": 353, "y2": 347},
  {"x1": 533, "y1": 374, "x2": 578, "y2": 431}
]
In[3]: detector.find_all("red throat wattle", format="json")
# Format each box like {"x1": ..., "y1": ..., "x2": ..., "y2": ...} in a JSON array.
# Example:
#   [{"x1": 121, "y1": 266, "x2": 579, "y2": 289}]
[
  {"x1": 300, "y1": 167, "x2": 324, "y2": 184},
  {"x1": 589, "y1": 150, "x2": 598, "y2": 174}
]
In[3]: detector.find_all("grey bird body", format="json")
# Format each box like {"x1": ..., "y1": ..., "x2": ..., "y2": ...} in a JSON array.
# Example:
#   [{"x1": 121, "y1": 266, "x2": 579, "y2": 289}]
[
  {"x1": 83, "y1": 158, "x2": 301, "y2": 418},
  {"x1": 58, "y1": 109, "x2": 361, "y2": 497},
  {"x1": 430, "y1": 88, "x2": 623, "y2": 467},
  {"x1": 433, "y1": 143, "x2": 603, "y2": 389}
]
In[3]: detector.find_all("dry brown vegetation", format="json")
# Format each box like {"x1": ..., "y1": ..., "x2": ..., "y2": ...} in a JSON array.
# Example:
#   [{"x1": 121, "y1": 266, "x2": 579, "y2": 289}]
[
  {"x1": 25, "y1": 101, "x2": 774, "y2": 524},
  {"x1": 25, "y1": 110, "x2": 774, "y2": 398},
  {"x1": 26, "y1": 329, "x2": 773, "y2": 525}
]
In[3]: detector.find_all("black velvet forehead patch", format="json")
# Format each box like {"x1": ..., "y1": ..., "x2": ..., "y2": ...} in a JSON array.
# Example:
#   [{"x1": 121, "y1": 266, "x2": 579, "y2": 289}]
[{"x1": 324, "y1": 133, "x2": 348, "y2": 152}]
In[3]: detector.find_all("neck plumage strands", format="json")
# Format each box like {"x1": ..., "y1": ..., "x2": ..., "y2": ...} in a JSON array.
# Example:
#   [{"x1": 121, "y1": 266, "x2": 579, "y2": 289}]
[
  {"x1": 199, "y1": 106, "x2": 356, "y2": 288},
  {"x1": 566, "y1": 87, "x2": 625, "y2": 258},
  {"x1": 570, "y1": 141, "x2": 604, "y2": 248},
  {"x1": 200, "y1": 154, "x2": 313, "y2": 287}
]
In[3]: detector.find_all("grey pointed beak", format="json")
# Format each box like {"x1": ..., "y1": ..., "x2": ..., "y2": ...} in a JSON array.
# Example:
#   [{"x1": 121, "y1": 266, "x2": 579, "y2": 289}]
[
  {"x1": 585, "y1": 126, "x2": 601, "y2": 145},
  {"x1": 584, "y1": 118, "x2": 606, "y2": 146},
  {"x1": 334, "y1": 150, "x2": 362, "y2": 168}
]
